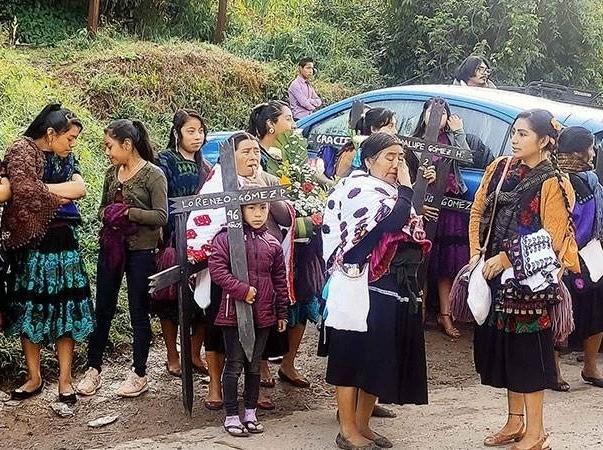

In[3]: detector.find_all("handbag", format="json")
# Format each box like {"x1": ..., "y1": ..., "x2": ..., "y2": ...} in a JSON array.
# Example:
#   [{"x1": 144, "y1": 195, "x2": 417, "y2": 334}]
[
  {"x1": 450, "y1": 157, "x2": 512, "y2": 325},
  {"x1": 323, "y1": 262, "x2": 370, "y2": 332},
  {"x1": 151, "y1": 237, "x2": 177, "y2": 303}
]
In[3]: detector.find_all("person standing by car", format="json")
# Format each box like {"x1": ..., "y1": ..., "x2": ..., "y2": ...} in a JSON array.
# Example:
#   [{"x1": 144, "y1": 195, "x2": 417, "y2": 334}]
[
  {"x1": 555, "y1": 126, "x2": 603, "y2": 390},
  {"x1": 413, "y1": 97, "x2": 471, "y2": 339},
  {"x1": 470, "y1": 109, "x2": 579, "y2": 450},
  {"x1": 453, "y1": 55, "x2": 496, "y2": 88},
  {"x1": 288, "y1": 57, "x2": 322, "y2": 121}
]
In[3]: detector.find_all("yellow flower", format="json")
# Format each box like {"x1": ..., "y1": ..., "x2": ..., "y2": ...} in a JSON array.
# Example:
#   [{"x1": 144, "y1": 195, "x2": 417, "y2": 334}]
[{"x1": 280, "y1": 175, "x2": 291, "y2": 185}]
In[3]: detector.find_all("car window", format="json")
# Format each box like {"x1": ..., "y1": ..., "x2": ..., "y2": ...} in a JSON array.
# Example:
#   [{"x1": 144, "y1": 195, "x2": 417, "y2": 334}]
[
  {"x1": 446, "y1": 106, "x2": 510, "y2": 169},
  {"x1": 364, "y1": 99, "x2": 425, "y2": 136},
  {"x1": 305, "y1": 108, "x2": 351, "y2": 151}
]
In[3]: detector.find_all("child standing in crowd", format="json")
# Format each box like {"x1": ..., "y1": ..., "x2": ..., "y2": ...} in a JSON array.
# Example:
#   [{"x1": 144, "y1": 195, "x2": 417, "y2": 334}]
[
  {"x1": 209, "y1": 201, "x2": 289, "y2": 437},
  {"x1": 154, "y1": 109, "x2": 212, "y2": 377},
  {"x1": 3, "y1": 104, "x2": 94, "y2": 404},
  {"x1": 77, "y1": 119, "x2": 167, "y2": 398}
]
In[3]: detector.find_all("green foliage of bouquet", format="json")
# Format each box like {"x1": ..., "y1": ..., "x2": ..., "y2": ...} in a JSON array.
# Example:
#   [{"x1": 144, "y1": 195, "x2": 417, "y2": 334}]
[{"x1": 273, "y1": 132, "x2": 327, "y2": 233}]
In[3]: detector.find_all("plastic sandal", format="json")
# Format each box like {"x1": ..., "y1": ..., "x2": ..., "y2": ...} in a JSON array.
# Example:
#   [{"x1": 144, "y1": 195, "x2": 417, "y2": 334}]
[
  {"x1": 242, "y1": 420, "x2": 264, "y2": 434},
  {"x1": 224, "y1": 424, "x2": 249, "y2": 437}
]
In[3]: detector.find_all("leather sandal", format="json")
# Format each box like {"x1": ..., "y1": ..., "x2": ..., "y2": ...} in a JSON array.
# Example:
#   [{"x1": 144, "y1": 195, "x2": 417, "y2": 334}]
[
  {"x1": 437, "y1": 313, "x2": 461, "y2": 339},
  {"x1": 204, "y1": 400, "x2": 223, "y2": 411},
  {"x1": 510, "y1": 433, "x2": 550, "y2": 450},
  {"x1": 278, "y1": 369, "x2": 310, "y2": 388},
  {"x1": 484, "y1": 413, "x2": 525, "y2": 447},
  {"x1": 257, "y1": 399, "x2": 276, "y2": 410}
]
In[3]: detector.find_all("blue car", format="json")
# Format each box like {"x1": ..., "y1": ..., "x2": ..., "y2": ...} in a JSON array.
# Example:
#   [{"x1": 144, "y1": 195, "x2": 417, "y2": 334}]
[{"x1": 204, "y1": 84, "x2": 603, "y2": 200}]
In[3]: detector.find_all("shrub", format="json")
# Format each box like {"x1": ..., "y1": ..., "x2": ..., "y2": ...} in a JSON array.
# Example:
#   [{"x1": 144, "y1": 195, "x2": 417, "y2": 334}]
[{"x1": 0, "y1": 35, "x2": 353, "y2": 378}]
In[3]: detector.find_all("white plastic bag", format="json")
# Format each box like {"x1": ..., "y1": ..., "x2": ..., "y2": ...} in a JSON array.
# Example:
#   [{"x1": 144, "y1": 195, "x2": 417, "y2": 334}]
[
  {"x1": 324, "y1": 263, "x2": 370, "y2": 332},
  {"x1": 467, "y1": 256, "x2": 492, "y2": 325},
  {"x1": 193, "y1": 268, "x2": 211, "y2": 309},
  {"x1": 579, "y1": 238, "x2": 603, "y2": 283}
]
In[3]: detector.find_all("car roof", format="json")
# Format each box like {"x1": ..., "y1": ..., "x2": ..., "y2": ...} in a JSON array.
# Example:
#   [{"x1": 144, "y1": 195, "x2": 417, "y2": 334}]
[{"x1": 304, "y1": 84, "x2": 603, "y2": 133}]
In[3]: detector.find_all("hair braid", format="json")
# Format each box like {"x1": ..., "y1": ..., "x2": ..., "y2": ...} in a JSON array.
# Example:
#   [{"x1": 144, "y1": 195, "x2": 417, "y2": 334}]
[{"x1": 549, "y1": 149, "x2": 575, "y2": 233}]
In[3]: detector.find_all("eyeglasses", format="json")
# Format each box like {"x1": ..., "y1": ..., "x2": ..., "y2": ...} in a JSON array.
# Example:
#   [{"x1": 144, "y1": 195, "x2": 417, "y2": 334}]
[{"x1": 476, "y1": 65, "x2": 492, "y2": 75}]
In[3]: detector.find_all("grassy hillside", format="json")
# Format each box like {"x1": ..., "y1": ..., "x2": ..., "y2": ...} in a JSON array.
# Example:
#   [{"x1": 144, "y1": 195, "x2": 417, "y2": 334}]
[{"x1": 0, "y1": 34, "x2": 356, "y2": 377}]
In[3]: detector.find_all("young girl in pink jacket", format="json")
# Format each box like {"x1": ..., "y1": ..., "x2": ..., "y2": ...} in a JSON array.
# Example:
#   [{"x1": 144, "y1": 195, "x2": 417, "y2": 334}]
[{"x1": 208, "y1": 201, "x2": 289, "y2": 437}]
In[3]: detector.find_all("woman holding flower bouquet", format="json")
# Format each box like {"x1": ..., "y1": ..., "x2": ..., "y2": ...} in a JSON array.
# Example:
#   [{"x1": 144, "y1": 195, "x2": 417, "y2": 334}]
[{"x1": 249, "y1": 101, "x2": 327, "y2": 391}]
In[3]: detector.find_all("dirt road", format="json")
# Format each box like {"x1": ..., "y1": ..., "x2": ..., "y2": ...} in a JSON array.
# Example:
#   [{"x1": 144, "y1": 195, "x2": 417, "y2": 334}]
[{"x1": 1, "y1": 326, "x2": 601, "y2": 449}]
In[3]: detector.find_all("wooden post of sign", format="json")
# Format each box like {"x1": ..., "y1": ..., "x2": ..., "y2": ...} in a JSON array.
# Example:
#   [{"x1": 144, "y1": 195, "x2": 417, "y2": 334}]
[{"x1": 87, "y1": 0, "x2": 101, "y2": 36}]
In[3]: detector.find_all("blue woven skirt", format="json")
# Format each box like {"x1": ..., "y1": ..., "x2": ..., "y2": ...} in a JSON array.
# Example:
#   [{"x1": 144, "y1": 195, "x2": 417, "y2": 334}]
[{"x1": 6, "y1": 223, "x2": 94, "y2": 344}]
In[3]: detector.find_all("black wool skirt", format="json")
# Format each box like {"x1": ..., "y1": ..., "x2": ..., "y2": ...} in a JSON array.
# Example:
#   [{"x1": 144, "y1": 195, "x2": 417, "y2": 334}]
[
  {"x1": 567, "y1": 281, "x2": 603, "y2": 348},
  {"x1": 324, "y1": 274, "x2": 428, "y2": 405},
  {"x1": 474, "y1": 302, "x2": 557, "y2": 393}
]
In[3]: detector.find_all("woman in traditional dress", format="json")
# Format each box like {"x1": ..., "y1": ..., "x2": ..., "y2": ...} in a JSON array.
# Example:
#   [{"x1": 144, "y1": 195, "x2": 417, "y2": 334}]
[
  {"x1": 413, "y1": 97, "x2": 470, "y2": 338},
  {"x1": 186, "y1": 131, "x2": 294, "y2": 411},
  {"x1": 248, "y1": 101, "x2": 322, "y2": 396},
  {"x1": 77, "y1": 119, "x2": 167, "y2": 398},
  {"x1": 555, "y1": 126, "x2": 603, "y2": 389},
  {"x1": 321, "y1": 132, "x2": 430, "y2": 449},
  {"x1": 469, "y1": 109, "x2": 579, "y2": 450},
  {"x1": 154, "y1": 109, "x2": 212, "y2": 377},
  {"x1": 3, "y1": 104, "x2": 94, "y2": 404}
]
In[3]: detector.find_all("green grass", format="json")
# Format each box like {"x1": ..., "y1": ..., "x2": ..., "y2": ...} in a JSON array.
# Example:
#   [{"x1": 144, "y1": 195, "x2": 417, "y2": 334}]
[{"x1": 0, "y1": 33, "x2": 356, "y2": 379}]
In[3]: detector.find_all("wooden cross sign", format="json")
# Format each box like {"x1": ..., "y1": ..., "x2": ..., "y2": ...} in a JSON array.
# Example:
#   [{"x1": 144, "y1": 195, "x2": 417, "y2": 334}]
[
  {"x1": 400, "y1": 100, "x2": 473, "y2": 238},
  {"x1": 149, "y1": 138, "x2": 288, "y2": 414},
  {"x1": 345, "y1": 100, "x2": 473, "y2": 222}
]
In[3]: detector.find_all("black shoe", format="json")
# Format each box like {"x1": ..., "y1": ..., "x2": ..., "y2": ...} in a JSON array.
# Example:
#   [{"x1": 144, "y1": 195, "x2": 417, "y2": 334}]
[
  {"x1": 582, "y1": 371, "x2": 603, "y2": 387},
  {"x1": 11, "y1": 381, "x2": 44, "y2": 400},
  {"x1": 58, "y1": 392, "x2": 77, "y2": 405},
  {"x1": 335, "y1": 433, "x2": 379, "y2": 450},
  {"x1": 372, "y1": 404, "x2": 397, "y2": 418},
  {"x1": 371, "y1": 432, "x2": 393, "y2": 448}
]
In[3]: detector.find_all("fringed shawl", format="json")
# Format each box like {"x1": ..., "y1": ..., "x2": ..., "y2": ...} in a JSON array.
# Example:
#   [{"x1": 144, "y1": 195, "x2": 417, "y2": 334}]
[{"x1": 2, "y1": 137, "x2": 61, "y2": 249}]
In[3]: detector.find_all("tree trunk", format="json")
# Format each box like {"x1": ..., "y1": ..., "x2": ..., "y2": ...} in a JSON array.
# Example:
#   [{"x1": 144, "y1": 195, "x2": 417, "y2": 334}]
[
  {"x1": 213, "y1": 0, "x2": 228, "y2": 44},
  {"x1": 87, "y1": 0, "x2": 101, "y2": 36}
]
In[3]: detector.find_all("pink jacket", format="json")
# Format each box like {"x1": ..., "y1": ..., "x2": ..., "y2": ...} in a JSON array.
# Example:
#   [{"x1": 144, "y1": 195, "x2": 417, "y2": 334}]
[{"x1": 209, "y1": 225, "x2": 290, "y2": 328}]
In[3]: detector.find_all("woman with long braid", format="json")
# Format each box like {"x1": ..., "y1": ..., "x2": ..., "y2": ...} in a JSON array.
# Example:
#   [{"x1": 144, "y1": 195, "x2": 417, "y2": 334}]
[{"x1": 469, "y1": 109, "x2": 579, "y2": 450}]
